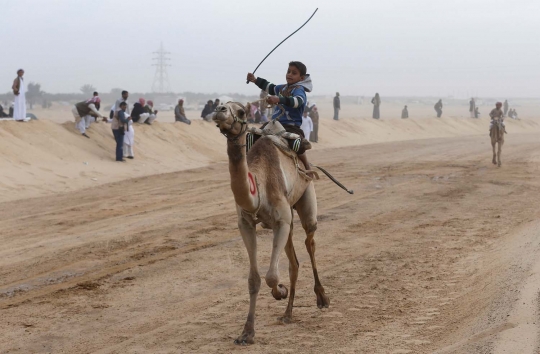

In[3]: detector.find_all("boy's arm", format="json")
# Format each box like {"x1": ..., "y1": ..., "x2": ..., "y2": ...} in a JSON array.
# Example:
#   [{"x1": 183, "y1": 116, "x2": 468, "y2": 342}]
[{"x1": 254, "y1": 77, "x2": 278, "y2": 95}]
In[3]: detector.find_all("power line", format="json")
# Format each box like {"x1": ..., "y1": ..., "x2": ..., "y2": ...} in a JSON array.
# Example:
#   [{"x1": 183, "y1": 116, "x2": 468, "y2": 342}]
[{"x1": 152, "y1": 42, "x2": 171, "y2": 93}]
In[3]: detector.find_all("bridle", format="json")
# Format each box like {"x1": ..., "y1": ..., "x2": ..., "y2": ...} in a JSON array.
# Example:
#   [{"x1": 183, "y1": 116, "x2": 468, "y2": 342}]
[{"x1": 216, "y1": 102, "x2": 248, "y2": 144}]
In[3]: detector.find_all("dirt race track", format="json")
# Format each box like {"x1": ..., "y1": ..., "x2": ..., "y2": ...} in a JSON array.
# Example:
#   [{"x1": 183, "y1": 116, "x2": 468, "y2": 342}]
[{"x1": 2, "y1": 134, "x2": 540, "y2": 354}]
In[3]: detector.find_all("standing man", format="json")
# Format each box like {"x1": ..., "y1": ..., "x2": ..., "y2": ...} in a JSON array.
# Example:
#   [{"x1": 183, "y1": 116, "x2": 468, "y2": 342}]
[
  {"x1": 503, "y1": 100, "x2": 509, "y2": 117},
  {"x1": 115, "y1": 90, "x2": 130, "y2": 116},
  {"x1": 12, "y1": 69, "x2": 26, "y2": 122},
  {"x1": 309, "y1": 103, "x2": 319, "y2": 142},
  {"x1": 469, "y1": 98, "x2": 476, "y2": 118},
  {"x1": 333, "y1": 92, "x2": 340, "y2": 120},
  {"x1": 371, "y1": 93, "x2": 381, "y2": 119},
  {"x1": 401, "y1": 105, "x2": 409, "y2": 119},
  {"x1": 434, "y1": 99, "x2": 443, "y2": 118}
]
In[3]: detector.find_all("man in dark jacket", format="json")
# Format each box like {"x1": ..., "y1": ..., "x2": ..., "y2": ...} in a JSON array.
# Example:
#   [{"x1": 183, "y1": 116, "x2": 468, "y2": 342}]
[
  {"x1": 201, "y1": 100, "x2": 214, "y2": 121},
  {"x1": 333, "y1": 92, "x2": 340, "y2": 120}
]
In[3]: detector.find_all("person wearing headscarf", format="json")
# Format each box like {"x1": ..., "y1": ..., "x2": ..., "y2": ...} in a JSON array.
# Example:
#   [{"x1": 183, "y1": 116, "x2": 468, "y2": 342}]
[
  {"x1": 72, "y1": 96, "x2": 105, "y2": 138},
  {"x1": 489, "y1": 102, "x2": 507, "y2": 134},
  {"x1": 503, "y1": 100, "x2": 509, "y2": 117},
  {"x1": 469, "y1": 98, "x2": 476, "y2": 118},
  {"x1": 201, "y1": 100, "x2": 214, "y2": 121},
  {"x1": 333, "y1": 92, "x2": 340, "y2": 120},
  {"x1": 174, "y1": 99, "x2": 191, "y2": 124},
  {"x1": 434, "y1": 99, "x2": 443, "y2": 118},
  {"x1": 401, "y1": 105, "x2": 409, "y2": 119},
  {"x1": 12, "y1": 69, "x2": 27, "y2": 122},
  {"x1": 371, "y1": 93, "x2": 381, "y2": 119},
  {"x1": 308, "y1": 102, "x2": 319, "y2": 142},
  {"x1": 131, "y1": 98, "x2": 148, "y2": 123},
  {"x1": 82, "y1": 93, "x2": 102, "y2": 131},
  {"x1": 143, "y1": 100, "x2": 158, "y2": 124}
]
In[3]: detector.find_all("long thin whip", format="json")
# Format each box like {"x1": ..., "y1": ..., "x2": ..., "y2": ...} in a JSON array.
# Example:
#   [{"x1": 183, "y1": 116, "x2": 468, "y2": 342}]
[
  {"x1": 246, "y1": 8, "x2": 319, "y2": 84},
  {"x1": 312, "y1": 165, "x2": 354, "y2": 195}
]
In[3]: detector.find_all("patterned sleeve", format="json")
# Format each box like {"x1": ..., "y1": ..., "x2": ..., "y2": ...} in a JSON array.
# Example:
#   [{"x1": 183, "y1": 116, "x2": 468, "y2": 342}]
[
  {"x1": 255, "y1": 77, "x2": 278, "y2": 95},
  {"x1": 278, "y1": 87, "x2": 306, "y2": 108}
]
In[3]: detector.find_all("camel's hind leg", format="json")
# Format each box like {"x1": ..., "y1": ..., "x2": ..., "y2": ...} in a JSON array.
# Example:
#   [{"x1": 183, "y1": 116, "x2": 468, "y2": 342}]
[
  {"x1": 281, "y1": 211, "x2": 299, "y2": 323},
  {"x1": 295, "y1": 183, "x2": 330, "y2": 309},
  {"x1": 497, "y1": 140, "x2": 503, "y2": 167},
  {"x1": 235, "y1": 214, "x2": 261, "y2": 345}
]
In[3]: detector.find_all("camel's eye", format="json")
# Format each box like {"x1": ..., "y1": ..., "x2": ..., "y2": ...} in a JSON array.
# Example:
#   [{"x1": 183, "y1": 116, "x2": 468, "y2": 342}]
[{"x1": 238, "y1": 109, "x2": 245, "y2": 118}]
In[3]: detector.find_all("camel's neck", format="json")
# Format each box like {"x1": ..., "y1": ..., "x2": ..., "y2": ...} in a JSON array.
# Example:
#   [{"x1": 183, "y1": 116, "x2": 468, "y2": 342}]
[{"x1": 227, "y1": 134, "x2": 258, "y2": 212}]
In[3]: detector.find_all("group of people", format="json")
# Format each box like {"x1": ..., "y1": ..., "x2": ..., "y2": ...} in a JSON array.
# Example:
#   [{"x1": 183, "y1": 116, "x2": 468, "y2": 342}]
[{"x1": 70, "y1": 90, "x2": 159, "y2": 162}]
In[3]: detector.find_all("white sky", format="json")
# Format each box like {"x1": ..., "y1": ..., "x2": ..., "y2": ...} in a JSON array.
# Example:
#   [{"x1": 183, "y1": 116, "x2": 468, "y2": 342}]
[{"x1": 2, "y1": 0, "x2": 540, "y2": 97}]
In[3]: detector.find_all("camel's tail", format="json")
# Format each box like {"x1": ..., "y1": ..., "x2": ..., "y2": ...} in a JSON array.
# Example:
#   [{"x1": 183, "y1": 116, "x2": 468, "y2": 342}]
[{"x1": 312, "y1": 165, "x2": 354, "y2": 195}]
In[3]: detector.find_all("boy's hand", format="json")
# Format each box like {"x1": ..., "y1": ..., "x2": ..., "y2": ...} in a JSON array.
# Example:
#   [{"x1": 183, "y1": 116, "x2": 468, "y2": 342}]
[
  {"x1": 266, "y1": 96, "x2": 279, "y2": 105},
  {"x1": 246, "y1": 73, "x2": 257, "y2": 83}
]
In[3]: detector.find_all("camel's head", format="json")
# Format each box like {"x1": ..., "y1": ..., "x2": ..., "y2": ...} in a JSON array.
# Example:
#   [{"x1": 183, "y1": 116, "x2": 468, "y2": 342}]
[{"x1": 213, "y1": 102, "x2": 247, "y2": 138}]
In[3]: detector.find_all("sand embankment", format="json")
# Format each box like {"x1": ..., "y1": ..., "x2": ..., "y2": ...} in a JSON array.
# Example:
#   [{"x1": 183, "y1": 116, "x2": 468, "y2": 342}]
[{"x1": 0, "y1": 116, "x2": 539, "y2": 202}]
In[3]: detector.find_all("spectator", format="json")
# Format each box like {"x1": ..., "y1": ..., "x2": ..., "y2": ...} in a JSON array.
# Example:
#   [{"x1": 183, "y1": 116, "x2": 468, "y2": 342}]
[
  {"x1": 333, "y1": 92, "x2": 340, "y2": 120},
  {"x1": 434, "y1": 99, "x2": 443, "y2": 118},
  {"x1": 72, "y1": 96, "x2": 104, "y2": 138},
  {"x1": 201, "y1": 100, "x2": 214, "y2": 121},
  {"x1": 401, "y1": 105, "x2": 409, "y2": 119},
  {"x1": 246, "y1": 102, "x2": 254, "y2": 123},
  {"x1": 469, "y1": 98, "x2": 476, "y2": 118},
  {"x1": 12, "y1": 69, "x2": 26, "y2": 122},
  {"x1": 124, "y1": 110, "x2": 135, "y2": 159},
  {"x1": 131, "y1": 98, "x2": 148, "y2": 123},
  {"x1": 144, "y1": 100, "x2": 158, "y2": 124},
  {"x1": 371, "y1": 93, "x2": 381, "y2": 119},
  {"x1": 111, "y1": 101, "x2": 130, "y2": 162},
  {"x1": 475, "y1": 107, "x2": 480, "y2": 118},
  {"x1": 175, "y1": 99, "x2": 191, "y2": 125},
  {"x1": 0, "y1": 103, "x2": 7, "y2": 118},
  {"x1": 212, "y1": 99, "x2": 220, "y2": 110},
  {"x1": 309, "y1": 103, "x2": 319, "y2": 143},
  {"x1": 503, "y1": 100, "x2": 509, "y2": 117},
  {"x1": 111, "y1": 90, "x2": 130, "y2": 120},
  {"x1": 252, "y1": 102, "x2": 262, "y2": 124},
  {"x1": 82, "y1": 93, "x2": 101, "y2": 131},
  {"x1": 301, "y1": 110, "x2": 313, "y2": 140}
]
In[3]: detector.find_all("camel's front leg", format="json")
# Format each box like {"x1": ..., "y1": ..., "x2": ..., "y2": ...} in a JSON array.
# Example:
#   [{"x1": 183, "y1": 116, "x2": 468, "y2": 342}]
[
  {"x1": 235, "y1": 215, "x2": 260, "y2": 345},
  {"x1": 266, "y1": 207, "x2": 292, "y2": 301},
  {"x1": 492, "y1": 141, "x2": 497, "y2": 165},
  {"x1": 281, "y1": 215, "x2": 299, "y2": 323}
]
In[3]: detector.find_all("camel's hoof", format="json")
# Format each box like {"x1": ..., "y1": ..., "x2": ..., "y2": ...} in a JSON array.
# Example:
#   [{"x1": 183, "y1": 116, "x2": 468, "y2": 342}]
[
  {"x1": 234, "y1": 333, "x2": 254, "y2": 345},
  {"x1": 271, "y1": 284, "x2": 288, "y2": 300},
  {"x1": 278, "y1": 316, "x2": 292, "y2": 324},
  {"x1": 315, "y1": 288, "x2": 330, "y2": 309},
  {"x1": 492, "y1": 160, "x2": 497, "y2": 165}
]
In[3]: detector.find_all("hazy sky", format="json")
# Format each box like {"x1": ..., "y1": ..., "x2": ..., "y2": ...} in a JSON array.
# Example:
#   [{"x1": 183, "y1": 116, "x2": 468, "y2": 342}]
[{"x1": 2, "y1": 0, "x2": 540, "y2": 97}]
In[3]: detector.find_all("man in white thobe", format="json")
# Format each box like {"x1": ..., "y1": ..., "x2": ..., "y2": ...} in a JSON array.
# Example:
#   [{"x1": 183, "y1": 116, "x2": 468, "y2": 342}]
[{"x1": 12, "y1": 69, "x2": 26, "y2": 122}]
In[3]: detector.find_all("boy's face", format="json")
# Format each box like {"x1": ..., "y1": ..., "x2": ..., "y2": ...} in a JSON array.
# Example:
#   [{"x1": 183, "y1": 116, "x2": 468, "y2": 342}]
[
  {"x1": 286, "y1": 65, "x2": 304, "y2": 85},
  {"x1": 120, "y1": 105, "x2": 126, "y2": 111}
]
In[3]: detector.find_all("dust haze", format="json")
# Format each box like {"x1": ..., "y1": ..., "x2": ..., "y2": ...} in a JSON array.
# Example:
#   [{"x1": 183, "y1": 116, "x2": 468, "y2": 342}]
[{"x1": 3, "y1": 0, "x2": 540, "y2": 96}]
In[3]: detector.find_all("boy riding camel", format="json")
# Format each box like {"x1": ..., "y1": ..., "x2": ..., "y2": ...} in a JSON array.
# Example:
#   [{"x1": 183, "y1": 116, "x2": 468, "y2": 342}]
[{"x1": 247, "y1": 61, "x2": 312, "y2": 171}]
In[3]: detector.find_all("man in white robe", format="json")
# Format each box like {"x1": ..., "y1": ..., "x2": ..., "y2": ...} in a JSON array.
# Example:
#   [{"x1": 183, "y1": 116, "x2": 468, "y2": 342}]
[{"x1": 12, "y1": 69, "x2": 27, "y2": 122}]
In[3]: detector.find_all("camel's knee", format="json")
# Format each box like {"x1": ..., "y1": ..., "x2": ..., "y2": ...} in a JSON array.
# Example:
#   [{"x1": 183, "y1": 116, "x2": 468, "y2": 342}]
[
  {"x1": 248, "y1": 272, "x2": 261, "y2": 295},
  {"x1": 302, "y1": 220, "x2": 317, "y2": 235},
  {"x1": 265, "y1": 271, "x2": 279, "y2": 289}
]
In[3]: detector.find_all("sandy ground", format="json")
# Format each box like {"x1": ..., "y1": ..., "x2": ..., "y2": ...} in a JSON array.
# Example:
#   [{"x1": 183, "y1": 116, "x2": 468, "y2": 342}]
[
  {"x1": 2, "y1": 122, "x2": 540, "y2": 353},
  {"x1": 2, "y1": 101, "x2": 540, "y2": 353}
]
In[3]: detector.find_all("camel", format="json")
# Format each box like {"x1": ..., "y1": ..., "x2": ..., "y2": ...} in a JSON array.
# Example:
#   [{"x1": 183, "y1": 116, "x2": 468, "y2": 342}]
[
  {"x1": 213, "y1": 102, "x2": 329, "y2": 345},
  {"x1": 490, "y1": 117, "x2": 504, "y2": 167}
]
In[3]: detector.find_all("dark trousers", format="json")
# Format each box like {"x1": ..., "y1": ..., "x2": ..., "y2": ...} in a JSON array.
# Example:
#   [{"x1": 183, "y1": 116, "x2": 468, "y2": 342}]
[
  {"x1": 112, "y1": 129, "x2": 124, "y2": 161},
  {"x1": 436, "y1": 109, "x2": 442, "y2": 118}
]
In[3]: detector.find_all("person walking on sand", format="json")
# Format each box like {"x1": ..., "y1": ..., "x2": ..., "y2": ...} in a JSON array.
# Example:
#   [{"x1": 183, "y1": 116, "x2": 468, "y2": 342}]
[
  {"x1": 503, "y1": 100, "x2": 509, "y2": 117},
  {"x1": 401, "y1": 105, "x2": 409, "y2": 119},
  {"x1": 333, "y1": 92, "x2": 340, "y2": 120},
  {"x1": 371, "y1": 93, "x2": 381, "y2": 119},
  {"x1": 174, "y1": 99, "x2": 191, "y2": 124},
  {"x1": 12, "y1": 69, "x2": 26, "y2": 122},
  {"x1": 434, "y1": 99, "x2": 443, "y2": 118},
  {"x1": 469, "y1": 98, "x2": 476, "y2": 118}
]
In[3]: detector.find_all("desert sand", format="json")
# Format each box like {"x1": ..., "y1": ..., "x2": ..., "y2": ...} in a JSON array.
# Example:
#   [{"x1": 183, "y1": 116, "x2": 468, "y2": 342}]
[{"x1": 2, "y1": 101, "x2": 540, "y2": 353}]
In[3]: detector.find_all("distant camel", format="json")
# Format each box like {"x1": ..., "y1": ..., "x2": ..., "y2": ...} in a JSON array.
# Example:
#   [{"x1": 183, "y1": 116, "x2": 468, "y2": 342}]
[
  {"x1": 490, "y1": 117, "x2": 504, "y2": 167},
  {"x1": 212, "y1": 102, "x2": 329, "y2": 345}
]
